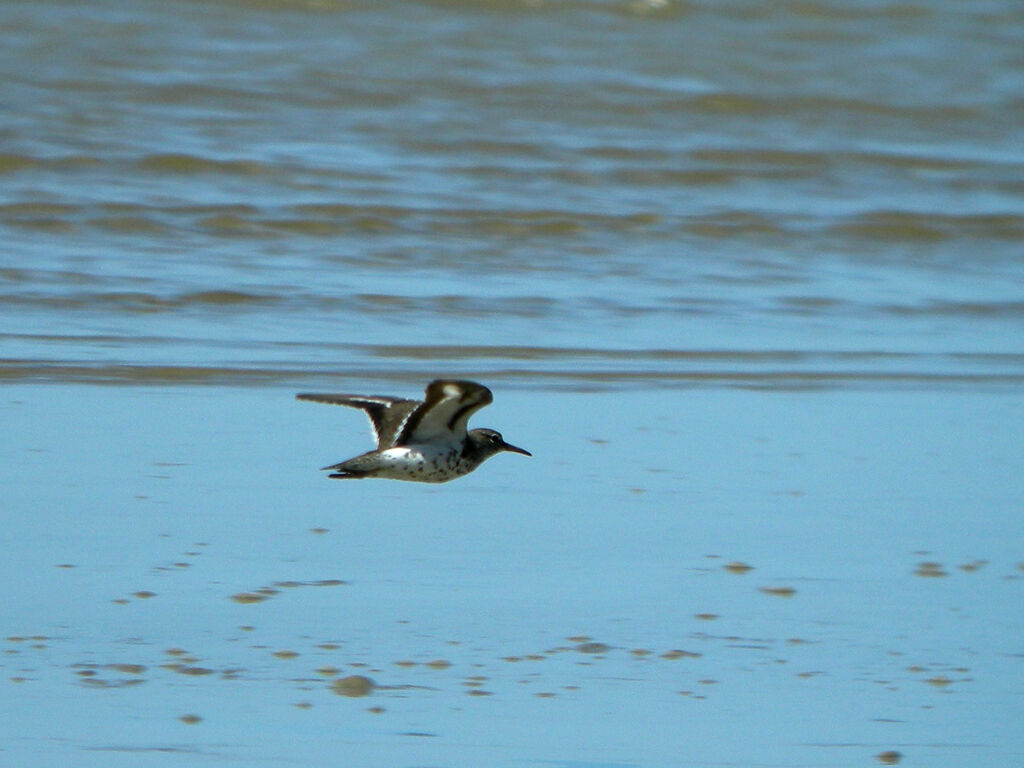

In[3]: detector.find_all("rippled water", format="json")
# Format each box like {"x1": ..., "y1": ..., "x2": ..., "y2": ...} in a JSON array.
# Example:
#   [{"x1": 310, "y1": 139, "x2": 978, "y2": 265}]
[
  {"x1": 3, "y1": 0, "x2": 1024, "y2": 388},
  {"x1": 3, "y1": 2, "x2": 1024, "y2": 767}
]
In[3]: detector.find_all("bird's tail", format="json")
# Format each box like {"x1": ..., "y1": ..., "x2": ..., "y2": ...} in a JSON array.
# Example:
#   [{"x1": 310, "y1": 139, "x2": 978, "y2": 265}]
[{"x1": 326, "y1": 469, "x2": 371, "y2": 479}]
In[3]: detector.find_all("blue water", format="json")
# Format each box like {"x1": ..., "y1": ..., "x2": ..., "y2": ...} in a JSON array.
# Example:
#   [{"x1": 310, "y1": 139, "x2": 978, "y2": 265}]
[
  {"x1": 4, "y1": 384, "x2": 1024, "y2": 767},
  {"x1": 2, "y1": 0, "x2": 1024, "y2": 386},
  {"x1": 2, "y1": 1, "x2": 1024, "y2": 766}
]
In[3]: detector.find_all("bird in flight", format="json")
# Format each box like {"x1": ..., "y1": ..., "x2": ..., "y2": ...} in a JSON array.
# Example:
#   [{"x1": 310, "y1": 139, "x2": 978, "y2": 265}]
[{"x1": 296, "y1": 379, "x2": 530, "y2": 482}]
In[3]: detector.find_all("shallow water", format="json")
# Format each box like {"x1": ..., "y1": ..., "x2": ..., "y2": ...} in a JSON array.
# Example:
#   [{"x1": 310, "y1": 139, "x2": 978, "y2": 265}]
[
  {"x1": 4, "y1": 385, "x2": 1024, "y2": 767},
  {"x1": 3, "y1": 0, "x2": 1024, "y2": 765}
]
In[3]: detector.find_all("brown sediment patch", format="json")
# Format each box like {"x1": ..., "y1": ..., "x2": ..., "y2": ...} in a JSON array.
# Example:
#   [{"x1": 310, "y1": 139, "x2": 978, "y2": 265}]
[
  {"x1": 295, "y1": 701, "x2": 313, "y2": 709},
  {"x1": 723, "y1": 561, "x2": 754, "y2": 574},
  {"x1": 133, "y1": 591, "x2": 157, "y2": 599},
  {"x1": 876, "y1": 749, "x2": 903, "y2": 764},
  {"x1": 178, "y1": 714, "x2": 202, "y2": 725},
  {"x1": 73, "y1": 663, "x2": 149, "y2": 687},
  {"x1": 925, "y1": 676, "x2": 952, "y2": 687},
  {"x1": 310, "y1": 527, "x2": 329, "y2": 534},
  {"x1": 231, "y1": 592, "x2": 270, "y2": 604},
  {"x1": 107, "y1": 664, "x2": 146, "y2": 675},
  {"x1": 315, "y1": 666, "x2": 342, "y2": 677},
  {"x1": 957, "y1": 560, "x2": 987, "y2": 572},
  {"x1": 6, "y1": 634, "x2": 51, "y2": 645},
  {"x1": 694, "y1": 613, "x2": 718, "y2": 620},
  {"x1": 425, "y1": 659, "x2": 451, "y2": 669},
  {"x1": 330, "y1": 675, "x2": 375, "y2": 697},
  {"x1": 317, "y1": 643, "x2": 341, "y2": 650},
  {"x1": 567, "y1": 635, "x2": 591, "y2": 642},
  {"x1": 914, "y1": 562, "x2": 947, "y2": 578},
  {"x1": 367, "y1": 706, "x2": 386, "y2": 714},
  {"x1": 232, "y1": 580, "x2": 348, "y2": 603},
  {"x1": 466, "y1": 689, "x2": 492, "y2": 696},
  {"x1": 630, "y1": 648, "x2": 652, "y2": 657},
  {"x1": 272, "y1": 650, "x2": 299, "y2": 660},
  {"x1": 661, "y1": 649, "x2": 701, "y2": 660},
  {"x1": 395, "y1": 660, "x2": 417, "y2": 668},
  {"x1": 174, "y1": 666, "x2": 215, "y2": 676},
  {"x1": 759, "y1": 586, "x2": 797, "y2": 597},
  {"x1": 535, "y1": 691, "x2": 557, "y2": 698},
  {"x1": 575, "y1": 642, "x2": 611, "y2": 654}
]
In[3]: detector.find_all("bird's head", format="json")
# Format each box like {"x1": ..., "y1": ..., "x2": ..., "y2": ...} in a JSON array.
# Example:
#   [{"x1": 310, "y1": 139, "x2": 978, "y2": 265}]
[{"x1": 467, "y1": 428, "x2": 532, "y2": 460}]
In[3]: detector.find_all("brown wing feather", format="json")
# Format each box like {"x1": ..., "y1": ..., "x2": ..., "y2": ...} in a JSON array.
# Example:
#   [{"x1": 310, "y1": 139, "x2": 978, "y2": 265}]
[
  {"x1": 394, "y1": 380, "x2": 493, "y2": 445},
  {"x1": 296, "y1": 393, "x2": 421, "y2": 449}
]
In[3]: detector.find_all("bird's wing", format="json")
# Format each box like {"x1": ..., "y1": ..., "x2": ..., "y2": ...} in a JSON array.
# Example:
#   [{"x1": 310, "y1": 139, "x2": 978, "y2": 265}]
[
  {"x1": 395, "y1": 380, "x2": 493, "y2": 445},
  {"x1": 296, "y1": 393, "x2": 421, "y2": 449}
]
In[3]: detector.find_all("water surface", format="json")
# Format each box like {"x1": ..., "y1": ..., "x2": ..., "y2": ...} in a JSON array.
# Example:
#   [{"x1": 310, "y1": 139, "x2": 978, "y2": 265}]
[{"x1": 2, "y1": 1, "x2": 1023, "y2": 766}]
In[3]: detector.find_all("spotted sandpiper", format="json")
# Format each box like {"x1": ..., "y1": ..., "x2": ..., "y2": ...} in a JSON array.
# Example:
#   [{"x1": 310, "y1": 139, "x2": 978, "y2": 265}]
[{"x1": 296, "y1": 380, "x2": 531, "y2": 482}]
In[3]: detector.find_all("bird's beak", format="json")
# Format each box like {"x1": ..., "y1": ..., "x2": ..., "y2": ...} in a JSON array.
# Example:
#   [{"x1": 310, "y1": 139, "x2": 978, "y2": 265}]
[{"x1": 502, "y1": 441, "x2": 531, "y2": 457}]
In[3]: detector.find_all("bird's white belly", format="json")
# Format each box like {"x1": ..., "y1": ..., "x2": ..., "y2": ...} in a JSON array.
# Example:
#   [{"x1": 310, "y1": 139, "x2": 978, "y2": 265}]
[{"x1": 373, "y1": 444, "x2": 466, "y2": 482}]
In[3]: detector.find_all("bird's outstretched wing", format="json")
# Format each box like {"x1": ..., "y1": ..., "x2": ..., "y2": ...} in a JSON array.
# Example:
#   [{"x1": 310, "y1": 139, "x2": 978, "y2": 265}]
[
  {"x1": 296, "y1": 393, "x2": 421, "y2": 449},
  {"x1": 395, "y1": 380, "x2": 493, "y2": 445}
]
